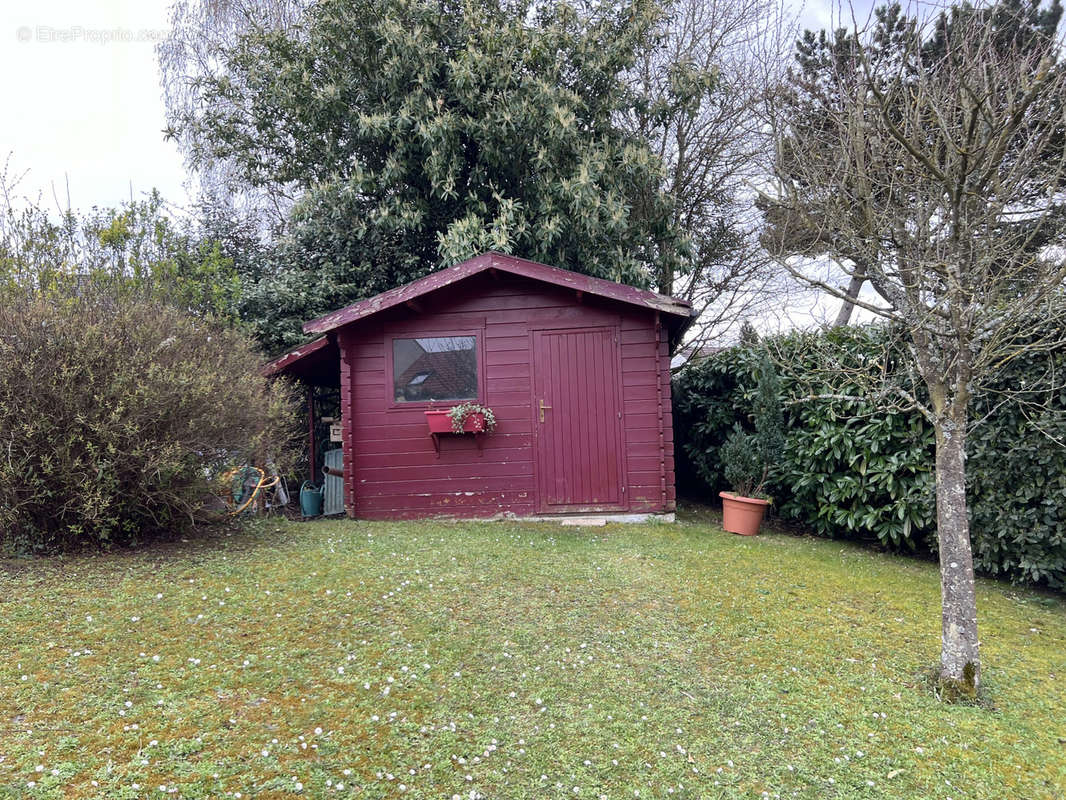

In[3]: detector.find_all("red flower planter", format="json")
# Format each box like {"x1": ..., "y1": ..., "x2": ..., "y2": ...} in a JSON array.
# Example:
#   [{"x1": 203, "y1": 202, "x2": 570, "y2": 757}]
[
  {"x1": 719, "y1": 491, "x2": 769, "y2": 536},
  {"x1": 425, "y1": 410, "x2": 486, "y2": 434}
]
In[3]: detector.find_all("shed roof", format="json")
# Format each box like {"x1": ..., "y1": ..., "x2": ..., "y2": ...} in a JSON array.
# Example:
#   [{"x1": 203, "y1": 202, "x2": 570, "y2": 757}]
[
  {"x1": 266, "y1": 252, "x2": 696, "y2": 382},
  {"x1": 261, "y1": 335, "x2": 340, "y2": 384},
  {"x1": 302, "y1": 251, "x2": 695, "y2": 337}
]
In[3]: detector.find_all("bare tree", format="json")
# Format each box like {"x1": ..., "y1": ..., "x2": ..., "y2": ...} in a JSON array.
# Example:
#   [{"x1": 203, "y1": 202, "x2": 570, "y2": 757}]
[
  {"x1": 758, "y1": 6, "x2": 906, "y2": 327},
  {"x1": 762, "y1": 1, "x2": 1066, "y2": 696},
  {"x1": 764, "y1": 0, "x2": 1064, "y2": 327},
  {"x1": 623, "y1": 0, "x2": 797, "y2": 353},
  {"x1": 158, "y1": 0, "x2": 309, "y2": 226}
]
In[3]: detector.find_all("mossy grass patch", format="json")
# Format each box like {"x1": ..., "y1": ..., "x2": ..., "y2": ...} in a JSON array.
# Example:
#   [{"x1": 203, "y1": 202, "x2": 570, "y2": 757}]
[{"x1": 1, "y1": 513, "x2": 1063, "y2": 798}]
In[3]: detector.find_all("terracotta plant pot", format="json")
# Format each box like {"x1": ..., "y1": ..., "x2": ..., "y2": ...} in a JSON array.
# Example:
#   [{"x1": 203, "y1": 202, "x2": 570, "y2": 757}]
[{"x1": 719, "y1": 491, "x2": 769, "y2": 536}]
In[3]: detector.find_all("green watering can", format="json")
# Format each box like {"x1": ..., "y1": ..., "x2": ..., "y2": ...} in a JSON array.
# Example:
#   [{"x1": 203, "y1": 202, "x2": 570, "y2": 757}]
[{"x1": 300, "y1": 481, "x2": 323, "y2": 518}]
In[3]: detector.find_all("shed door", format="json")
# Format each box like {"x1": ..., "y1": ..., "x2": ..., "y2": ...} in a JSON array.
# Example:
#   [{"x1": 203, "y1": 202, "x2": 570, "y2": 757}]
[{"x1": 533, "y1": 327, "x2": 626, "y2": 513}]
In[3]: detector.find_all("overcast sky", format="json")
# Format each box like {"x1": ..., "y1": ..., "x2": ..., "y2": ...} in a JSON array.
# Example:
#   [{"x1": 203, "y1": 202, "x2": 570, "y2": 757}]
[
  {"x1": 1, "y1": 1, "x2": 186, "y2": 212},
  {"x1": 0, "y1": 0, "x2": 864, "y2": 214}
]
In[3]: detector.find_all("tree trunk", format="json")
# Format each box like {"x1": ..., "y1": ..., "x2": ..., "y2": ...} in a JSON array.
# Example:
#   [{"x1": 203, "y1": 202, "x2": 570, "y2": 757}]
[
  {"x1": 657, "y1": 264, "x2": 674, "y2": 299},
  {"x1": 933, "y1": 418, "x2": 980, "y2": 698},
  {"x1": 833, "y1": 271, "x2": 866, "y2": 326}
]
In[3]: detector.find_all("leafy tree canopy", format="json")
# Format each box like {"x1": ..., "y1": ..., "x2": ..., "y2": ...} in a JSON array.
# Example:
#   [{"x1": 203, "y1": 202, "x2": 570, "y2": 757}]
[
  {"x1": 173, "y1": 0, "x2": 690, "y2": 352},
  {"x1": 0, "y1": 185, "x2": 241, "y2": 324}
]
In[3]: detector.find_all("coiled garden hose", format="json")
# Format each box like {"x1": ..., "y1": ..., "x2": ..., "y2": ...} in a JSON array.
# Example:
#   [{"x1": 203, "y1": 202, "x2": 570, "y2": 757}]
[{"x1": 219, "y1": 466, "x2": 281, "y2": 516}]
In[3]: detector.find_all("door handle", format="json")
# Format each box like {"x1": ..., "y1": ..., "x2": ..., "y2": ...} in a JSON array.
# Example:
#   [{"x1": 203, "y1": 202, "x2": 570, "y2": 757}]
[{"x1": 539, "y1": 398, "x2": 552, "y2": 423}]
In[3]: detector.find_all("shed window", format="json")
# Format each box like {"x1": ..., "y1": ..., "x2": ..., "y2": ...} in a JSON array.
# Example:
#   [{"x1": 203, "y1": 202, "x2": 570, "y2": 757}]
[{"x1": 392, "y1": 336, "x2": 478, "y2": 402}]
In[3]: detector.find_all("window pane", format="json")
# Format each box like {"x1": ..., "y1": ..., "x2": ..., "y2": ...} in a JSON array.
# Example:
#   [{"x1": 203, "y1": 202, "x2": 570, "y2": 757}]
[{"x1": 393, "y1": 336, "x2": 478, "y2": 402}]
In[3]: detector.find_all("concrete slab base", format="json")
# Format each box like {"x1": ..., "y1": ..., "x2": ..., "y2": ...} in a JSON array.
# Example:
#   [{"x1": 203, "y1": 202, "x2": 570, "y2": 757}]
[
  {"x1": 514, "y1": 512, "x2": 676, "y2": 525},
  {"x1": 428, "y1": 512, "x2": 677, "y2": 525}
]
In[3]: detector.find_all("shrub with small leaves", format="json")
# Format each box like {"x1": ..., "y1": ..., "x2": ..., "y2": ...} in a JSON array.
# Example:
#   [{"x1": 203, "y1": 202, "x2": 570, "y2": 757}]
[
  {"x1": 0, "y1": 290, "x2": 299, "y2": 553},
  {"x1": 718, "y1": 350, "x2": 783, "y2": 499},
  {"x1": 720, "y1": 423, "x2": 762, "y2": 498}
]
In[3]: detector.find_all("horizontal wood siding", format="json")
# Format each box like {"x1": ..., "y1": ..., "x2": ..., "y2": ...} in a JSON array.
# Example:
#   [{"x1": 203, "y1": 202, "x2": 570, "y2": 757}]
[{"x1": 341, "y1": 273, "x2": 676, "y2": 519}]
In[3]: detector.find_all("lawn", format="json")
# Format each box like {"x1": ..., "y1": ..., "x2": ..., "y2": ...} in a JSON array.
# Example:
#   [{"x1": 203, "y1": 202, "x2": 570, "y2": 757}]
[{"x1": 1, "y1": 512, "x2": 1064, "y2": 800}]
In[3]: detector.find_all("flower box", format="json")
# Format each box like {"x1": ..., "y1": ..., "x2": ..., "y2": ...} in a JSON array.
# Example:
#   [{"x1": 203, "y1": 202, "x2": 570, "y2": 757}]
[{"x1": 425, "y1": 409, "x2": 486, "y2": 434}]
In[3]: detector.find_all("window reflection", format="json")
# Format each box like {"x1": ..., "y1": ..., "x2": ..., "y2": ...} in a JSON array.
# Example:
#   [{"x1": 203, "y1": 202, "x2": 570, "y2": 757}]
[{"x1": 392, "y1": 336, "x2": 477, "y2": 402}]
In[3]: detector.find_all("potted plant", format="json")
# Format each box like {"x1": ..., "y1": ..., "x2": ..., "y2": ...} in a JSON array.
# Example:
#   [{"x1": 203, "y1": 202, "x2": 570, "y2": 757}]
[
  {"x1": 424, "y1": 402, "x2": 497, "y2": 434},
  {"x1": 719, "y1": 352, "x2": 784, "y2": 535}
]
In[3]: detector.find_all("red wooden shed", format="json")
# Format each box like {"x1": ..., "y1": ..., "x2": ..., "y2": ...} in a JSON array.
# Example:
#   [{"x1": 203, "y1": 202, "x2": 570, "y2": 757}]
[{"x1": 265, "y1": 252, "x2": 695, "y2": 520}]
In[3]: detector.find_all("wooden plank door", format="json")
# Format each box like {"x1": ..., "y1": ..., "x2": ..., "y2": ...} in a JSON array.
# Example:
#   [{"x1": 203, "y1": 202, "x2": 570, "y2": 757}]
[{"x1": 532, "y1": 327, "x2": 626, "y2": 513}]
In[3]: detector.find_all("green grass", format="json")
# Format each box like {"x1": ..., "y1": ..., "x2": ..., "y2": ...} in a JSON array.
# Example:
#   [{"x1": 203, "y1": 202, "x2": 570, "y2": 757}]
[{"x1": 1, "y1": 512, "x2": 1064, "y2": 799}]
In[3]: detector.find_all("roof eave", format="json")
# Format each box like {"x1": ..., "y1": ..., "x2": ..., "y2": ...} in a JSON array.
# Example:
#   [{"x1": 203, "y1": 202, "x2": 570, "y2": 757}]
[{"x1": 260, "y1": 335, "x2": 331, "y2": 378}]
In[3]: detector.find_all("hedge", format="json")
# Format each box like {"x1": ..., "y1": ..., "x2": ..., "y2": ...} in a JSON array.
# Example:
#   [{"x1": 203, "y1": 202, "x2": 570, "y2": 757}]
[{"x1": 673, "y1": 325, "x2": 1066, "y2": 588}]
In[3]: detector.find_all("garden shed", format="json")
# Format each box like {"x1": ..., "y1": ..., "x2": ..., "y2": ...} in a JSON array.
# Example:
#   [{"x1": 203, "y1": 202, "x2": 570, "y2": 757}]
[{"x1": 265, "y1": 252, "x2": 695, "y2": 520}]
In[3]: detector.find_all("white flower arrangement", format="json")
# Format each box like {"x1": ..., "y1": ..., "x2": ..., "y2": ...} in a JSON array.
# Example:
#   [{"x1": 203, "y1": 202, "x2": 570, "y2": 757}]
[{"x1": 447, "y1": 402, "x2": 497, "y2": 433}]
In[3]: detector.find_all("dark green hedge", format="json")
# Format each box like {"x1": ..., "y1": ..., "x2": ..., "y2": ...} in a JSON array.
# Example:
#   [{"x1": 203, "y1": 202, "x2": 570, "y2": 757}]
[{"x1": 673, "y1": 325, "x2": 1066, "y2": 588}]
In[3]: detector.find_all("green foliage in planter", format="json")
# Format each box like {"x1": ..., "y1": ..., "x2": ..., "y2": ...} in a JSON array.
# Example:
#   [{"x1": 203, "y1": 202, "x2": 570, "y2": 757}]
[
  {"x1": 674, "y1": 322, "x2": 1066, "y2": 588},
  {"x1": 720, "y1": 423, "x2": 763, "y2": 498},
  {"x1": 672, "y1": 344, "x2": 764, "y2": 492},
  {"x1": 718, "y1": 350, "x2": 784, "y2": 498},
  {"x1": 0, "y1": 289, "x2": 299, "y2": 553}
]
